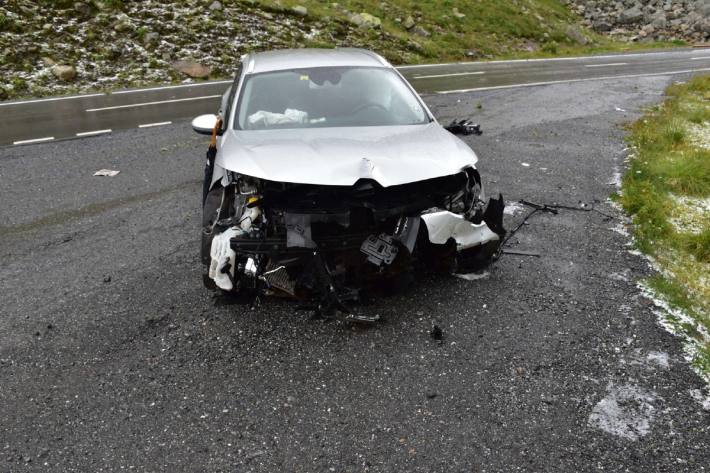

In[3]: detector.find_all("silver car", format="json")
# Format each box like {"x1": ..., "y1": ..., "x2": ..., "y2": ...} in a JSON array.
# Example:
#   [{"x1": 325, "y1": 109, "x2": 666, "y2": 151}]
[{"x1": 192, "y1": 48, "x2": 505, "y2": 319}]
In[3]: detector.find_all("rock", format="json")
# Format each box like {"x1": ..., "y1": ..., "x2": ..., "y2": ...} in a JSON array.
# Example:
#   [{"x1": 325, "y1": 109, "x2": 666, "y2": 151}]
[
  {"x1": 411, "y1": 25, "x2": 430, "y2": 37},
  {"x1": 291, "y1": 5, "x2": 308, "y2": 17},
  {"x1": 172, "y1": 60, "x2": 211, "y2": 78},
  {"x1": 592, "y1": 19, "x2": 613, "y2": 32},
  {"x1": 143, "y1": 32, "x2": 160, "y2": 45},
  {"x1": 565, "y1": 25, "x2": 589, "y2": 44},
  {"x1": 93, "y1": 0, "x2": 117, "y2": 11},
  {"x1": 403, "y1": 15, "x2": 415, "y2": 30},
  {"x1": 619, "y1": 6, "x2": 644, "y2": 24},
  {"x1": 52, "y1": 65, "x2": 77, "y2": 81},
  {"x1": 114, "y1": 20, "x2": 132, "y2": 32},
  {"x1": 348, "y1": 12, "x2": 381, "y2": 29},
  {"x1": 208, "y1": 1, "x2": 222, "y2": 11},
  {"x1": 650, "y1": 13, "x2": 667, "y2": 29},
  {"x1": 452, "y1": 7, "x2": 466, "y2": 19},
  {"x1": 74, "y1": 2, "x2": 92, "y2": 17}
]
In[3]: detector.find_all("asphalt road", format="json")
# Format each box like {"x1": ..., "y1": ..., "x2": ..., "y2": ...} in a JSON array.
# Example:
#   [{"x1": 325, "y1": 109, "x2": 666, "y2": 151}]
[
  {"x1": 1, "y1": 71, "x2": 709, "y2": 471},
  {"x1": 1, "y1": 48, "x2": 710, "y2": 146}
]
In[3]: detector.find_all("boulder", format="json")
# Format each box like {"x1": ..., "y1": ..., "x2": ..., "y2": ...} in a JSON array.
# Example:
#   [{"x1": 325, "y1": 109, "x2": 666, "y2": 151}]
[
  {"x1": 143, "y1": 32, "x2": 160, "y2": 45},
  {"x1": 650, "y1": 12, "x2": 667, "y2": 29},
  {"x1": 52, "y1": 64, "x2": 77, "y2": 81},
  {"x1": 172, "y1": 60, "x2": 211, "y2": 78},
  {"x1": 74, "y1": 2, "x2": 92, "y2": 17},
  {"x1": 592, "y1": 19, "x2": 613, "y2": 32},
  {"x1": 619, "y1": 5, "x2": 644, "y2": 24},
  {"x1": 291, "y1": 5, "x2": 308, "y2": 17},
  {"x1": 208, "y1": 1, "x2": 222, "y2": 11},
  {"x1": 348, "y1": 12, "x2": 381, "y2": 29},
  {"x1": 403, "y1": 15, "x2": 415, "y2": 30},
  {"x1": 411, "y1": 25, "x2": 430, "y2": 37},
  {"x1": 565, "y1": 25, "x2": 589, "y2": 44}
]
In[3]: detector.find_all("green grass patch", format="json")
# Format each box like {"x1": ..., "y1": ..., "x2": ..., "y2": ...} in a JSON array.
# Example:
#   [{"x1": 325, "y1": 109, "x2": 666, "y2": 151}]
[
  {"x1": 621, "y1": 75, "x2": 710, "y2": 377},
  {"x1": 253, "y1": 0, "x2": 682, "y2": 65}
]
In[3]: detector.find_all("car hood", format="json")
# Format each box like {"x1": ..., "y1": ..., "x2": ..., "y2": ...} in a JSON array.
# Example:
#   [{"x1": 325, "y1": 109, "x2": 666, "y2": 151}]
[{"x1": 216, "y1": 123, "x2": 478, "y2": 187}]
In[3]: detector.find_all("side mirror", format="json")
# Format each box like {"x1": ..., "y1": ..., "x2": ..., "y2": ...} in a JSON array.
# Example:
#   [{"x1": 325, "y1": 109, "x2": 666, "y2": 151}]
[{"x1": 192, "y1": 114, "x2": 219, "y2": 135}]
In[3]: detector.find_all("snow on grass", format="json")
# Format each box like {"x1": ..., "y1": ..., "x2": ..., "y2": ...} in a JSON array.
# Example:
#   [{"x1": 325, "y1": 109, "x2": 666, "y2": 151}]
[
  {"x1": 685, "y1": 121, "x2": 710, "y2": 150},
  {"x1": 668, "y1": 194, "x2": 710, "y2": 235}
]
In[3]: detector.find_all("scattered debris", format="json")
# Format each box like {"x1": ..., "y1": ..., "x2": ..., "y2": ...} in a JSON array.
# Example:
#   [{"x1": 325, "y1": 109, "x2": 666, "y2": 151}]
[
  {"x1": 430, "y1": 325, "x2": 443, "y2": 341},
  {"x1": 103, "y1": 275, "x2": 111, "y2": 283},
  {"x1": 93, "y1": 169, "x2": 120, "y2": 177},
  {"x1": 453, "y1": 271, "x2": 490, "y2": 281},
  {"x1": 615, "y1": 106, "x2": 626, "y2": 112},
  {"x1": 502, "y1": 249, "x2": 541, "y2": 257},
  {"x1": 444, "y1": 119, "x2": 482, "y2": 136},
  {"x1": 521, "y1": 162, "x2": 530, "y2": 167}
]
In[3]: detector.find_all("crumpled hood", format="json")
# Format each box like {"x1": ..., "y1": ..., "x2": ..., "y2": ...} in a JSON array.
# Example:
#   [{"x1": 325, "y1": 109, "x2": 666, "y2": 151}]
[{"x1": 216, "y1": 122, "x2": 478, "y2": 187}]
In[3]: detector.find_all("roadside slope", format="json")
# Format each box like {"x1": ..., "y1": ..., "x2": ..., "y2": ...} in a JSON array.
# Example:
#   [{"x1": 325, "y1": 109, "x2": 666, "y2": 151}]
[
  {"x1": 0, "y1": 0, "x2": 670, "y2": 100},
  {"x1": 620, "y1": 74, "x2": 710, "y2": 378}
]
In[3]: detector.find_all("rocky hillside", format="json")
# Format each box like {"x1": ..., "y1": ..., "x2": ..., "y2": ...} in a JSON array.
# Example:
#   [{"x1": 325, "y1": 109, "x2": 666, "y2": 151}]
[
  {"x1": 0, "y1": 0, "x2": 693, "y2": 100},
  {"x1": 566, "y1": 0, "x2": 710, "y2": 43}
]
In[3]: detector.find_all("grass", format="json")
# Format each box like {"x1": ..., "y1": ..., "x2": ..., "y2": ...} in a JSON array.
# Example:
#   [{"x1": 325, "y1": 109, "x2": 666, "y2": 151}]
[
  {"x1": 255, "y1": 0, "x2": 682, "y2": 64},
  {"x1": 620, "y1": 74, "x2": 710, "y2": 377}
]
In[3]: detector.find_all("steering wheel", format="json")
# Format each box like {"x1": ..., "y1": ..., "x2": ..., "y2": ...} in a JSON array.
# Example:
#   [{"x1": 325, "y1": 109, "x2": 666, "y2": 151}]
[{"x1": 351, "y1": 102, "x2": 389, "y2": 115}]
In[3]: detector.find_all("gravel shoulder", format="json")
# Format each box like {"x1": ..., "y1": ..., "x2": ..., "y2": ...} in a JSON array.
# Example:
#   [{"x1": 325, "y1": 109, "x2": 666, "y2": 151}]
[{"x1": 1, "y1": 76, "x2": 709, "y2": 472}]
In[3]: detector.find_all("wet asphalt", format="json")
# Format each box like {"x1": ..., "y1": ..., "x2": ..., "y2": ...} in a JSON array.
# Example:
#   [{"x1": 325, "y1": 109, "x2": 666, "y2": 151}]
[
  {"x1": 2, "y1": 48, "x2": 709, "y2": 146},
  {"x1": 1, "y1": 74, "x2": 709, "y2": 472}
]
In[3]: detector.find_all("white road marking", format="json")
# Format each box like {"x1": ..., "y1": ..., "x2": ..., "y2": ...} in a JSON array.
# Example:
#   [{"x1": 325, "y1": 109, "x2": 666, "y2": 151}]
[
  {"x1": 13, "y1": 136, "x2": 54, "y2": 145},
  {"x1": 0, "y1": 93, "x2": 104, "y2": 107},
  {"x1": 691, "y1": 57, "x2": 710, "y2": 60},
  {"x1": 437, "y1": 67, "x2": 710, "y2": 94},
  {"x1": 585, "y1": 62, "x2": 628, "y2": 68},
  {"x1": 76, "y1": 129, "x2": 112, "y2": 137},
  {"x1": 412, "y1": 71, "x2": 485, "y2": 79},
  {"x1": 86, "y1": 95, "x2": 222, "y2": 112},
  {"x1": 139, "y1": 121, "x2": 173, "y2": 128},
  {"x1": 396, "y1": 49, "x2": 699, "y2": 69},
  {"x1": 112, "y1": 80, "x2": 232, "y2": 95}
]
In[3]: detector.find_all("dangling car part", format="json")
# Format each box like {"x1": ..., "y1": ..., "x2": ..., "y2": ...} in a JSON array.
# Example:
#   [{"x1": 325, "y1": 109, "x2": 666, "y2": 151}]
[{"x1": 193, "y1": 48, "x2": 505, "y2": 318}]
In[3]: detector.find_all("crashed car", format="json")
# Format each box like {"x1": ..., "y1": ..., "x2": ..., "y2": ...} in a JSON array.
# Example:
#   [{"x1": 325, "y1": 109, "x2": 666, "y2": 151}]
[{"x1": 192, "y1": 48, "x2": 504, "y2": 319}]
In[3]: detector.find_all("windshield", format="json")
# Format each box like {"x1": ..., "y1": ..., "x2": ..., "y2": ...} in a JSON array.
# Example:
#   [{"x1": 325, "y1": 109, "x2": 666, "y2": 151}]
[{"x1": 235, "y1": 67, "x2": 429, "y2": 130}]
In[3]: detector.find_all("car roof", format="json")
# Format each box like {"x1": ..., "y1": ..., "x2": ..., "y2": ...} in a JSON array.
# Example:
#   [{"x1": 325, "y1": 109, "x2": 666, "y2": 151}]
[{"x1": 243, "y1": 48, "x2": 391, "y2": 74}]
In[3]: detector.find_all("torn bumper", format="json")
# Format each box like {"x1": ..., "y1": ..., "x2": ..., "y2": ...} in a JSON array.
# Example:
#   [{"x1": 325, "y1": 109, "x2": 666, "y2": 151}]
[
  {"x1": 421, "y1": 211, "x2": 500, "y2": 251},
  {"x1": 206, "y1": 195, "x2": 506, "y2": 297}
]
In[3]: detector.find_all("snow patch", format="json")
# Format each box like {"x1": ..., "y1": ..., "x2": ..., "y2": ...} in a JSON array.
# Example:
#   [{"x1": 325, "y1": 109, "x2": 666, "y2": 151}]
[
  {"x1": 668, "y1": 194, "x2": 710, "y2": 235},
  {"x1": 504, "y1": 201, "x2": 525, "y2": 216},
  {"x1": 588, "y1": 383, "x2": 659, "y2": 441},
  {"x1": 688, "y1": 389, "x2": 710, "y2": 411},
  {"x1": 685, "y1": 121, "x2": 710, "y2": 150},
  {"x1": 610, "y1": 222, "x2": 630, "y2": 237},
  {"x1": 645, "y1": 351, "x2": 670, "y2": 370}
]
